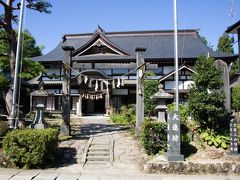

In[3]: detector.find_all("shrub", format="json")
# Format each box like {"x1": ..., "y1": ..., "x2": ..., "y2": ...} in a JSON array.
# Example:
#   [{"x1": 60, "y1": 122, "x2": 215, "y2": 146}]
[
  {"x1": 200, "y1": 131, "x2": 229, "y2": 149},
  {"x1": 3, "y1": 128, "x2": 58, "y2": 169},
  {"x1": 141, "y1": 120, "x2": 167, "y2": 155},
  {"x1": 110, "y1": 104, "x2": 136, "y2": 129},
  {"x1": 144, "y1": 79, "x2": 159, "y2": 117},
  {"x1": 232, "y1": 85, "x2": 240, "y2": 112}
]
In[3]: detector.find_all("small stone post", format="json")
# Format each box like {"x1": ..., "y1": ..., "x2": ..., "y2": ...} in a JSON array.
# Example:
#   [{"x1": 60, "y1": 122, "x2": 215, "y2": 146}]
[
  {"x1": 135, "y1": 47, "x2": 146, "y2": 136},
  {"x1": 61, "y1": 46, "x2": 74, "y2": 136}
]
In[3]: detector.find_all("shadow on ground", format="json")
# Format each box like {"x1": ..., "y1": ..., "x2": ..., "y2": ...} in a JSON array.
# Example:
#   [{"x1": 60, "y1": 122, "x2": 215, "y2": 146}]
[
  {"x1": 48, "y1": 147, "x2": 77, "y2": 168},
  {"x1": 181, "y1": 143, "x2": 198, "y2": 158},
  {"x1": 73, "y1": 123, "x2": 129, "y2": 139}
]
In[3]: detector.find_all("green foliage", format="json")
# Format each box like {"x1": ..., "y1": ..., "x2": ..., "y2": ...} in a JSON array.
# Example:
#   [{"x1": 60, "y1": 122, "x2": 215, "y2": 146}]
[
  {"x1": 230, "y1": 59, "x2": 239, "y2": 77},
  {"x1": 141, "y1": 120, "x2": 167, "y2": 155},
  {"x1": 0, "y1": 30, "x2": 45, "y2": 80},
  {"x1": 200, "y1": 131, "x2": 229, "y2": 149},
  {"x1": 26, "y1": 0, "x2": 52, "y2": 14},
  {"x1": 232, "y1": 85, "x2": 240, "y2": 112},
  {"x1": 144, "y1": 79, "x2": 159, "y2": 116},
  {"x1": 110, "y1": 104, "x2": 136, "y2": 129},
  {"x1": 217, "y1": 33, "x2": 234, "y2": 54},
  {"x1": 0, "y1": 73, "x2": 8, "y2": 91},
  {"x1": 188, "y1": 55, "x2": 227, "y2": 130},
  {"x1": 3, "y1": 128, "x2": 58, "y2": 169}
]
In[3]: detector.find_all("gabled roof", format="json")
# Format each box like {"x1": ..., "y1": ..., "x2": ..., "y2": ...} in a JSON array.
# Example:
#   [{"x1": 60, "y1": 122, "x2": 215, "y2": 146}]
[
  {"x1": 32, "y1": 27, "x2": 237, "y2": 63},
  {"x1": 72, "y1": 27, "x2": 130, "y2": 57},
  {"x1": 159, "y1": 65, "x2": 196, "y2": 82},
  {"x1": 226, "y1": 20, "x2": 240, "y2": 34}
]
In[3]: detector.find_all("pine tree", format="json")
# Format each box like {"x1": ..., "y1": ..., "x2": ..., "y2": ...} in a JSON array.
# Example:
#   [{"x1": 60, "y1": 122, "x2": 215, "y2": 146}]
[
  {"x1": 217, "y1": 33, "x2": 234, "y2": 54},
  {"x1": 0, "y1": 0, "x2": 51, "y2": 114},
  {"x1": 188, "y1": 55, "x2": 227, "y2": 131}
]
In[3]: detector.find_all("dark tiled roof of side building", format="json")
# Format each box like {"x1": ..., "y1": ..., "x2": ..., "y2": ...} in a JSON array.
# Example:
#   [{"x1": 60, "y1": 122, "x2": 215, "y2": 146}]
[{"x1": 32, "y1": 29, "x2": 237, "y2": 62}]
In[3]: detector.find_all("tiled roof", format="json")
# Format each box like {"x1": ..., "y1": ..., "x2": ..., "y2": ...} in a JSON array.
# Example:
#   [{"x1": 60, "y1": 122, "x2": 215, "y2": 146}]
[{"x1": 32, "y1": 28, "x2": 237, "y2": 62}]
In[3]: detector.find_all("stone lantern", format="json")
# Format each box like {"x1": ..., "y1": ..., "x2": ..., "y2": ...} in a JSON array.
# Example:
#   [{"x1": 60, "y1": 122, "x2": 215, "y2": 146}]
[
  {"x1": 29, "y1": 104, "x2": 48, "y2": 129},
  {"x1": 151, "y1": 84, "x2": 173, "y2": 122}
]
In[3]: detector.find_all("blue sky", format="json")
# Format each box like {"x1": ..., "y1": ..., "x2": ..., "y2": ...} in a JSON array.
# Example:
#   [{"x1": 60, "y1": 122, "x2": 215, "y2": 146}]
[{"x1": 23, "y1": 0, "x2": 240, "y2": 54}]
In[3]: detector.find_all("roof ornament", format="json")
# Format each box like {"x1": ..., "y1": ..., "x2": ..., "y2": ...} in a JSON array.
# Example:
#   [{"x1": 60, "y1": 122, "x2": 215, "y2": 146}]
[{"x1": 95, "y1": 25, "x2": 105, "y2": 34}]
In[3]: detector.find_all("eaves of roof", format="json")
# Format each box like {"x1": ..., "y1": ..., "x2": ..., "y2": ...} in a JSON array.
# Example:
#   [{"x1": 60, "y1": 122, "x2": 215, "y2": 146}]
[
  {"x1": 159, "y1": 65, "x2": 196, "y2": 82},
  {"x1": 226, "y1": 20, "x2": 240, "y2": 34}
]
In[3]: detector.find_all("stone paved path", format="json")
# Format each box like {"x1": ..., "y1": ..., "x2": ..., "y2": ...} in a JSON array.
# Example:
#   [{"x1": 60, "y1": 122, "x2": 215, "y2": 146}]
[
  {"x1": 1, "y1": 168, "x2": 240, "y2": 180},
  {"x1": 54, "y1": 115, "x2": 147, "y2": 175}
]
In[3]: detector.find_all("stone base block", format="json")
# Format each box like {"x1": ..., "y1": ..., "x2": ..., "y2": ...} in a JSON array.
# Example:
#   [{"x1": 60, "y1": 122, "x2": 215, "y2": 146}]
[
  {"x1": 60, "y1": 125, "x2": 71, "y2": 136},
  {"x1": 34, "y1": 123, "x2": 48, "y2": 129},
  {"x1": 165, "y1": 154, "x2": 184, "y2": 161}
]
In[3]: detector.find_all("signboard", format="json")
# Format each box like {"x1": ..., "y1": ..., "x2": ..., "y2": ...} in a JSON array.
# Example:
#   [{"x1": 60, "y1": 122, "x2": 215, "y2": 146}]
[{"x1": 230, "y1": 118, "x2": 239, "y2": 154}]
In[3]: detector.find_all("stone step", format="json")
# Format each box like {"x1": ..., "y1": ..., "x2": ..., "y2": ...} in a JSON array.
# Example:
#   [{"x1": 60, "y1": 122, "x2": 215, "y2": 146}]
[
  {"x1": 89, "y1": 145, "x2": 109, "y2": 151},
  {"x1": 91, "y1": 142, "x2": 109, "y2": 145},
  {"x1": 87, "y1": 155, "x2": 110, "y2": 161},
  {"x1": 88, "y1": 151, "x2": 109, "y2": 156},
  {"x1": 86, "y1": 160, "x2": 108, "y2": 165}
]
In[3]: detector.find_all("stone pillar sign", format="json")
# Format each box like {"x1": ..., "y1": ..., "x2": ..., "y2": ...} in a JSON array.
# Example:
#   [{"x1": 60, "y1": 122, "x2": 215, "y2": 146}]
[
  {"x1": 230, "y1": 118, "x2": 239, "y2": 154},
  {"x1": 166, "y1": 111, "x2": 184, "y2": 161}
]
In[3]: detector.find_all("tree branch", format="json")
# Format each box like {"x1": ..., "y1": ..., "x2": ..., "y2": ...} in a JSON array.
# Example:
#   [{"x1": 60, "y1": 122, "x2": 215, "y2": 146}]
[
  {"x1": 0, "y1": 53, "x2": 8, "y2": 57},
  {"x1": 11, "y1": 3, "x2": 21, "y2": 10},
  {"x1": 0, "y1": 0, "x2": 8, "y2": 8},
  {"x1": 0, "y1": 20, "x2": 7, "y2": 28}
]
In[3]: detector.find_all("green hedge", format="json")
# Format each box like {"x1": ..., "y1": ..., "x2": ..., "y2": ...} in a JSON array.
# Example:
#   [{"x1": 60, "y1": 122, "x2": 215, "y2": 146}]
[
  {"x1": 3, "y1": 128, "x2": 58, "y2": 169},
  {"x1": 141, "y1": 120, "x2": 167, "y2": 155}
]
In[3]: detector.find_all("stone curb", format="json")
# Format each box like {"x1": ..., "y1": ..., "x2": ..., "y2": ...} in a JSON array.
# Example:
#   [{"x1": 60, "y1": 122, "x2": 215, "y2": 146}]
[{"x1": 144, "y1": 161, "x2": 240, "y2": 175}]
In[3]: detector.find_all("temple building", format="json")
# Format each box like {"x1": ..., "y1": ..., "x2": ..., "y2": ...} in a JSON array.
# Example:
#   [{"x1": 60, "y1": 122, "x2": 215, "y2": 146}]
[{"x1": 28, "y1": 27, "x2": 237, "y2": 115}]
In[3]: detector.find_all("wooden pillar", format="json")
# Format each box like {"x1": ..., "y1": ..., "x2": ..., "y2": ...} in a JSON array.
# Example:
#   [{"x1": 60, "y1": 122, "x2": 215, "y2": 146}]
[
  {"x1": 61, "y1": 46, "x2": 74, "y2": 136},
  {"x1": 135, "y1": 47, "x2": 146, "y2": 137}
]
